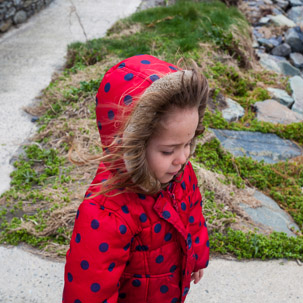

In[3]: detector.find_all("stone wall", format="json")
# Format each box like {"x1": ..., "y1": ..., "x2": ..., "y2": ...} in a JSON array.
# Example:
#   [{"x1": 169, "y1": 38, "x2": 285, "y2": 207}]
[{"x1": 0, "y1": 0, "x2": 53, "y2": 33}]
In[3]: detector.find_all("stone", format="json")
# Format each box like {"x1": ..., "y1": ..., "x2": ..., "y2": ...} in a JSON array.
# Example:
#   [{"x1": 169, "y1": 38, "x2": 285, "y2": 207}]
[
  {"x1": 13, "y1": 0, "x2": 22, "y2": 6},
  {"x1": 289, "y1": 52, "x2": 303, "y2": 68},
  {"x1": 271, "y1": 43, "x2": 291, "y2": 57},
  {"x1": 240, "y1": 190, "x2": 300, "y2": 237},
  {"x1": 0, "y1": 19, "x2": 12, "y2": 32},
  {"x1": 277, "y1": 60, "x2": 301, "y2": 76},
  {"x1": 13, "y1": 10, "x2": 27, "y2": 24},
  {"x1": 210, "y1": 129, "x2": 303, "y2": 163},
  {"x1": 269, "y1": 14, "x2": 296, "y2": 27},
  {"x1": 288, "y1": 6, "x2": 303, "y2": 24},
  {"x1": 285, "y1": 27, "x2": 303, "y2": 53},
  {"x1": 258, "y1": 53, "x2": 283, "y2": 74},
  {"x1": 289, "y1": 76, "x2": 303, "y2": 114},
  {"x1": 274, "y1": 0, "x2": 289, "y2": 10},
  {"x1": 253, "y1": 99, "x2": 303, "y2": 124},
  {"x1": 221, "y1": 98, "x2": 245, "y2": 122},
  {"x1": 257, "y1": 16, "x2": 271, "y2": 26},
  {"x1": 5, "y1": 6, "x2": 16, "y2": 19},
  {"x1": 257, "y1": 37, "x2": 280, "y2": 51},
  {"x1": 289, "y1": 0, "x2": 303, "y2": 6},
  {"x1": 267, "y1": 87, "x2": 295, "y2": 107}
]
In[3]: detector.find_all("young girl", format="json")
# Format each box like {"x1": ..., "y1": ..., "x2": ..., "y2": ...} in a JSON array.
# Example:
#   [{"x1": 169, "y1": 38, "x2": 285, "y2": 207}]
[{"x1": 63, "y1": 54, "x2": 210, "y2": 303}]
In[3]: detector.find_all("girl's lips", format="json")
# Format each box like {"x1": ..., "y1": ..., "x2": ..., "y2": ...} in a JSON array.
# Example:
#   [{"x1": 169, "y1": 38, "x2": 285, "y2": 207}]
[{"x1": 168, "y1": 171, "x2": 179, "y2": 175}]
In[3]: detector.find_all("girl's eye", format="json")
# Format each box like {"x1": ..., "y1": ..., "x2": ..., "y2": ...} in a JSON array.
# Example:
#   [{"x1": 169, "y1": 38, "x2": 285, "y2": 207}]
[{"x1": 161, "y1": 151, "x2": 173, "y2": 155}]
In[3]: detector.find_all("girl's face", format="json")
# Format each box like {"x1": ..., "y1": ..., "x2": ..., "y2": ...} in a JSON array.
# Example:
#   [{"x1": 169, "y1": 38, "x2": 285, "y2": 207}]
[{"x1": 146, "y1": 107, "x2": 199, "y2": 184}]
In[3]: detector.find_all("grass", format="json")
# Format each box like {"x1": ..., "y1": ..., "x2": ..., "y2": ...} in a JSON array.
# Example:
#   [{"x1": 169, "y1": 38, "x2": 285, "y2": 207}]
[{"x1": 1, "y1": 0, "x2": 303, "y2": 260}]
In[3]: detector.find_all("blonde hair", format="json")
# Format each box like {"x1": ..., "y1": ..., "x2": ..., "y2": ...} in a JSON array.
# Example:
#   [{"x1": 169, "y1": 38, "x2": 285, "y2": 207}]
[{"x1": 93, "y1": 65, "x2": 209, "y2": 196}]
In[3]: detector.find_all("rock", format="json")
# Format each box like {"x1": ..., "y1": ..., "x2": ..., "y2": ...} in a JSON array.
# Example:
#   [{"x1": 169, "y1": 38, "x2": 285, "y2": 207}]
[
  {"x1": 274, "y1": 0, "x2": 289, "y2": 10},
  {"x1": 253, "y1": 99, "x2": 303, "y2": 124},
  {"x1": 0, "y1": 19, "x2": 12, "y2": 32},
  {"x1": 221, "y1": 98, "x2": 245, "y2": 122},
  {"x1": 289, "y1": 52, "x2": 303, "y2": 68},
  {"x1": 210, "y1": 129, "x2": 303, "y2": 163},
  {"x1": 289, "y1": 76, "x2": 303, "y2": 114},
  {"x1": 240, "y1": 190, "x2": 300, "y2": 237},
  {"x1": 269, "y1": 14, "x2": 296, "y2": 27},
  {"x1": 257, "y1": 16, "x2": 271, "y2": 26},
  {"x1": 288, "y1": 6, "x2": 303, "y2": 24},
  {"x1": 258, "y1": 53, "x2": 284, "y2": 74},
  {"x1": 267, "y1": 87, "x2": 295, "y2": 107},
  {"x1": 257, "y1": 37, "x2": 280, "y2": 51},
  {"x1": 285, "y1": 27, "x2": 303, "y2": 53},
  {"x1": 13, "y1": 10, "x2": 27, "y2": 25},
  {"x1": 277, "y1": 60, "x2": 301, "y2": 76},
  {"x1": 271, "y1": 43, "x2": 291, "y2": 57},
  {"x1": 289, "y1": 0, "x2": 303, "y2": 6},
  {"x1": 5, "y1": 6, "x2": 16, "y2": 19}
]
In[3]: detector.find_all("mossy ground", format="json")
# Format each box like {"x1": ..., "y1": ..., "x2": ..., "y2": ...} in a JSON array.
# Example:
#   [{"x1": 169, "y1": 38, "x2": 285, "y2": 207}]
[{"x1": 1, "y1": 0, "x2": 302, "y2": 260}]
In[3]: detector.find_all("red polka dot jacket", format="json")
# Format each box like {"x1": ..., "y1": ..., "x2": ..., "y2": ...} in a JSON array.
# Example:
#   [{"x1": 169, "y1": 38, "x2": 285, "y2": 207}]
[{"x1": 63, "y1": 55, "x2": 209, "y2": 303}]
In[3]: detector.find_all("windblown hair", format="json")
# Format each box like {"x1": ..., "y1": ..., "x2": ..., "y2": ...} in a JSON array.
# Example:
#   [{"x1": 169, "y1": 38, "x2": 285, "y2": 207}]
[{"x1": 93, "y1": 63, "x2": 209, "y2": 196}]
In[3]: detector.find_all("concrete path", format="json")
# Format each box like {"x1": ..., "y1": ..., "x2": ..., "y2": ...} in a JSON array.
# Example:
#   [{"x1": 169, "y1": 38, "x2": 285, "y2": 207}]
[{"x1": 0, "y1": 0, "x2": 302, "y2": 302}]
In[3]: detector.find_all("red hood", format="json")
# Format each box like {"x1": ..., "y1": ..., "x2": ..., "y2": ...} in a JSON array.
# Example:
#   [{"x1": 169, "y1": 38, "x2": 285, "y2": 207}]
[{"x1": 95, "y1": 55, "x2": 179, "y2": 148}]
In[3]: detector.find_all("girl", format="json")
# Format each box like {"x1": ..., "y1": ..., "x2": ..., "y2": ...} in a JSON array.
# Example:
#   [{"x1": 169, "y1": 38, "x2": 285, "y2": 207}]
[{"x1": 63, "y1": 54, "x2": 209, "y2": 303}]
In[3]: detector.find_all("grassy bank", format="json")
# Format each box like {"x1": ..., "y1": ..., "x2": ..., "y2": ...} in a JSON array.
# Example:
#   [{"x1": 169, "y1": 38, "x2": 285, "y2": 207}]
[{"x1": 0, "y1": 0, "x2": 302, "y2": 260}]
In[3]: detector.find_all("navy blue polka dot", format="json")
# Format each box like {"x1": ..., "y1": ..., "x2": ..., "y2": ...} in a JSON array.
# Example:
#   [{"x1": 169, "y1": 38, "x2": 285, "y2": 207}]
[
  {"x1": 134, "y1": 274, "x2": 142, "y2": 278},
  {"x1": 195, "y1": 236, "x2": 200, "y2": 244},
  {"x1": 181, "y1": 202, "x2": 186, "y2": 211},
  {"x1": 108, "y1": 110, "x2": 114, "y2": 120},
  {"x1": 139, "y1": 213, "x2": 147, "y2": 222},
  {"x1": 183, "y1": 287, "x2": 189, "y2": 296},
  {"x1": 108, "y1": 262, "x2": 115, "y2": 272},
  {"x1": 121, "y1": 205, "x2": 129, "y2": 213},
  {"x1": 124, "y1": 95, "x2": 132, "y2": 106},
  {"x1": 74, "y1": 300, "x2": 81, "y2": 303},
  {"x1": 136, "y1": 245, "x2": 149, "y2": 251},
  {"x1": 97, "y1": 121, "x2": 102, "y2": 130},
  {"x1": 104, "y1": 83, "x2": 111, "y2": 93},
  {"x1": 99, "y1": 242, "x2": 109, "y2": 252},
  {"x1": 156, "y1": 255, "x2": 164, "y2": 263},
  {"x1": 95, "y1": 96, "x2": 98, "y2": 106},
  {"x1": 141, "y1": 60, "x2": 151, "y2": 64},
  {"x1": 170, "y1": 265, "x2": 177, "y2": 273},
  {"x1": 80, "y1": 260, "x2": 89, "y2": 270},
  {"x1": 181, "y1": 181, "x2": 186, "y2": 190},
  {"x1": 119, "y1": 293, "x2": 126, "y2": 299},
  {"x1": 102, "y1": 300, "x2": 108, "y2": 303},
  {"x1": 91, "y1": 219, "x2": 100, "y2": 229},
  {"x1": 123, "y1": 242, "x2": 131, "y2": 251},
  {"x1": 154, "y1": 223, "x2": 161, "y2": 233},
  {"x1": 118, "y1": 62, "x2": 125, "y2": 68},
  {"x1": 162, "y1": 211, "x2": 171, "y2": 219},
  {"x1": 75, "y1": 233, "x2": 81, "y2": 243},
  {"x1": 86, "y1": 193, "x2": 92, "y2": 198},
  {"x1": 189, "y1": 216, "x2": 195, "y2": 223},
  {"x1": 150, "y1": 74, "x2": 159, "y2": 82},
  {"x1": 119, "y1": 224, "x2": 127, "y2": 234},
  {"x1": 171, "y1": 298, "x2": 178, "y2": 303},
  {"x1": 169, "y1": 66, "x2": 178, "y2": 71},
  {"x1": 76, "y1": 209, "x2": 79, "y2": 219},
  {"x1": 91, "y1": 283, "x2": 101, "y2": 292},
  {"x1": 138, "y1": 193, "x2": 146, "y2": 200},
  {"x1": 67, "y1": 272, "x2": 73, "y2": 282},
  {"x1": 160, "y1": 285, "x2": 168, "y2": 293},
  {"x1": 132, "y1": 279, "x2": 141, "y2": 287},
  {"x1": 187, "y1": 234, "x2": 192, "y2": 249},
  {"x1": 204, "y1": 221, "x2": 207, "y2": 227},
  {"x1": 124, "y1": 73, "x2": 134, "y2": 81},
  {"x1": 193, "y1": 184, "x2": 196, "y2": 191},
  {"x1": 205, "y1": 260, "x2": 209, "y2": 267},
  {"x1": 206, "y1": 240, "x2": 210, "y2": 247},
  {"x1": 164, "y1": 233, "x2": 172, "y2": 241}
]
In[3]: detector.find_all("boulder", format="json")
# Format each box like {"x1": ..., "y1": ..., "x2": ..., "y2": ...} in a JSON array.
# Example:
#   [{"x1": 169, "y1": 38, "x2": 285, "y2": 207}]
[
  {"x1": 253, "y1": 99, "x2": 303, "y2": 124},
  {"x1": 289, "y1": 52, "x2": 303, "y2": 68},
  {"x1": 271, "y1": 43, "x2": 291, "y2": 57},
  {"x1": 269, "y1": 14, "x2": 296, "y2": 27},
  {"x1": 277, "y1": 60, "x2": 301, "y2": 76},
  {"x1": 289, "y1": 0, "x2": 303, "y2": 6},
  {"x1": 221, "y1": 98, "x2": 245, "y2": 122},
  {"x1": 210, "y1": 129, "x2": 303, "y2": 163},
  {"x1": 274, "y1": 0, "x2": 289, "y2": 10},
  {"x1": 267, "y1": 87, "x2": 294, "y2": 107},
  {"x1": 285, "y1": 27, "x2": 303, "y2": 53},
  {"x1": 257, "y1": 37, "x2": 280, "y2": 51},
  {"x1": 287, "y1": 6, "x2": 303, "y2": 24},
  {"x1": 289, "y1": 76, "x2": 303, "y2": 114},
  {"x1": 13, "y1": 10, "x2": 27, "y2": 25}
]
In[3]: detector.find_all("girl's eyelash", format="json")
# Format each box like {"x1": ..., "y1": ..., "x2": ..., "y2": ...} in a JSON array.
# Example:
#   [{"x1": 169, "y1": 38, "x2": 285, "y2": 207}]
[{"x1": 161, "y1": 151, "x2": 173, "y2": 155}]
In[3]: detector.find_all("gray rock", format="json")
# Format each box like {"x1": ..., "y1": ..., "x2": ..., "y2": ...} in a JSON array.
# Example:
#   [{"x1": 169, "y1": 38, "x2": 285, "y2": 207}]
[
  {"x1": 210, "y1": 129, "x2": 303, "y2": 163},
  {"x1": 267, "y1": 87, "x2": 295, "y2": 107},
  {"x1": 258, "y1": 16, "x2": 271, "y2": 26},
  {"x1": 271, "y1": 43, "x2": 291, "y2": 57},
  {"x1": 221, "y1": 98, "x2": 245, "y2": 122},
  {"x1": 13, "y1": 0, "x2": 23, "y2": 6},
  {"x1": 13, "y1": 10, "x2": 27, "y2": 25},
  {"x1": 277, "y1": 60, "x2": 301, "y2": 76},
  {"x1": 258, "y1": 53, "x2": 284, "y2": 74},
  {"x1": 289, "y1": 52, "x2": 303, "y2": 68},
  {"x1": 287, "y1": 6, "x2": 303, "y2": 23},
  {"x1": 257, "y1": 37, "x2": 280, "y2": 51},
  {"x1": 274, "y1": 0, "x2": 289, "y2": 10},
  {"x1": 5, "y1": 6, "x2": 16, "y2": 19},
  {"x1": 0, "y1": 19, "x2": 12, "y2": 32},
  {"x1": 269, "y1": 14, "x2": 296, "y2": 27},
  {"x1": 240, "y1": 191, "x2": 300, "y2": 237},
  {"x1": 285, "y1": 27, "x2": 303, "y2": 53},
  {"x1": 289, "y1": 76, "x2": 303, "y2": 114},
  {"x1": 289, "y1": 0, "x2": 303, "y2": 6},
  {"x1": 254, "y1": 99, "x2": 303, "y2": 124}
]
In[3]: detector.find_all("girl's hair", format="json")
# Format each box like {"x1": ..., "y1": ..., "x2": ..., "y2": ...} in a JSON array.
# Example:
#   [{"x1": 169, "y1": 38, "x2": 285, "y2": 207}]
[{"x1": 93, "y1": 63, "x2": 209, "y2": 196}]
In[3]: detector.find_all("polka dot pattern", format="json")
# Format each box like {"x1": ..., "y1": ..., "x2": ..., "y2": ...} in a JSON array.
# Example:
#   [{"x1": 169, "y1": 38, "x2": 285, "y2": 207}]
[
  {"x1": 121, "y1": 205, "x2": 129, "y2": 213},
  {"x1": 99, "y1": 242, "x2": 109, "y2": 252},
  {"x1": 91, "y1": 219, "x2": 99, "y2": 230},
  {"x1": 80, "y1": 260, "x2": 89, "y2": 270},
  {"x1": 91, "y1": 283, "x2": 101, "y2": 292}
]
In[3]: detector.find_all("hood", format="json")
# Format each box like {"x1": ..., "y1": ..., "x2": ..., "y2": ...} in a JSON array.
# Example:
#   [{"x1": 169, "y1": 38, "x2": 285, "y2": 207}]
[{"x1": 95, "y1": 55, "x2": 179, "y2": 148}]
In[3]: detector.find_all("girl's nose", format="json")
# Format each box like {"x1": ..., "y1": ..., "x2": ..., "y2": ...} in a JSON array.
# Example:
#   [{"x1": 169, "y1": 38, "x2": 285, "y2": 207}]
[{"x1": 173, "y1": 149, "x2": 187, "y2": 165}]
